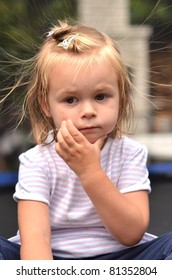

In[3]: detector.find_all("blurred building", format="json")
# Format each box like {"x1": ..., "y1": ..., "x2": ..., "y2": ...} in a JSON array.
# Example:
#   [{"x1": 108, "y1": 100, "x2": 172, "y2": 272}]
[
  {"x1": 78, "y1": 0, "x2": 172, "y2": 161},
  {"x1": 78, "y1": 0, "x2": 152, "y2": 134}
]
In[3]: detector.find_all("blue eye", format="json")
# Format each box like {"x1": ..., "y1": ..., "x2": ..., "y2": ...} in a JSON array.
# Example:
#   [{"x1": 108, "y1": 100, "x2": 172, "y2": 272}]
[{"x1": 65, "y1": 97, "x2": 78, "y2": 104}]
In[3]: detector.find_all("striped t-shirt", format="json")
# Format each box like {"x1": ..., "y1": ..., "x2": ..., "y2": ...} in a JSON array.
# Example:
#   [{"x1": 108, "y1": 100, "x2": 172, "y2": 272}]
[{"x1": 10, "y1": 136, "x2": 155, "y2": 258}]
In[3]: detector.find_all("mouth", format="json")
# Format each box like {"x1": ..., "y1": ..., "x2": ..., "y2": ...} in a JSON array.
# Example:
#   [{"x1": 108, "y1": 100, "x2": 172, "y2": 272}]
[{"x1": 79, "y1": 127, "x2": 99, "y2": 133}]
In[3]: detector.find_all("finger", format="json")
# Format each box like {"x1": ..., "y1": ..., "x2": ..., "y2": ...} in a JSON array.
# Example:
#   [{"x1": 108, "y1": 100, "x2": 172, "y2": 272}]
[
  {"x1": 60, "y1": 120, "x2": 78, "y2": 147},
  {"x1": 56, "y1": 127, "x2": 63, "y2": 143},
  {"x1": 56, "y1": 127, "x2": 69, "y2": 151},
  {"x1": 66, "y1": 119, "x2": 87, "y2": 144}
]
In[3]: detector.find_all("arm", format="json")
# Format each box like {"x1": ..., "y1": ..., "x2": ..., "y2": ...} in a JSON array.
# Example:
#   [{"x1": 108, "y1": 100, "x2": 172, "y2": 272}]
[
  {"x1": 18, "y1": 200, "x2": 53, "y2": 260},
  {"x1": 80, "y1": 171, "x2": 149, "y2": 246},
  {"x1": 56, "y1": 120, "x2": 149, "y2": 246}
]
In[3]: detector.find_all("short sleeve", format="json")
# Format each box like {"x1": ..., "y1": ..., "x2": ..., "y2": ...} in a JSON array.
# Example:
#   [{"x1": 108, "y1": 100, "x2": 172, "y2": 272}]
[
  {"x1": 13, "y1": 146, "x2": 50, "y2": 205},
  {"x1": 117, "y1": 142, "x2": 151, "y2": 194}
]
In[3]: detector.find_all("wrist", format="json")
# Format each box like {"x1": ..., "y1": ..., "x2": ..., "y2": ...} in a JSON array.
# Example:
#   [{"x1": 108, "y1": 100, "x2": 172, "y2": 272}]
[{"x1": 79, "y1": 166, "x2": 105, "y2": 188}]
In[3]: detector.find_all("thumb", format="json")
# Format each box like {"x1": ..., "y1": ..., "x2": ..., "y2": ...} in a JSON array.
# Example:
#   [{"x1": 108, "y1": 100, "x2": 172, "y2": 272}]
[{"x1": 94, "y1": 135, "x2": 107, "y2": 150}]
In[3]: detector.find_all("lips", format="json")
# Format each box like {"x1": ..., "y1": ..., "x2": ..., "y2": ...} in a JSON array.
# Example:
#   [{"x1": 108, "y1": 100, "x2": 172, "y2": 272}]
[{"x1": 79, "y1": 127, "x2": 99, "y2": 133}]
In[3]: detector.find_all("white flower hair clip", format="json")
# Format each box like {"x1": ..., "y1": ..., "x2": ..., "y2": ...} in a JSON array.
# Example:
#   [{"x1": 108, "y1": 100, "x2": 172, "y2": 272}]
[
  {"x1": 58, "y1": 34, "x2": 79, "y2": 50},
  {"x1": 47, "y1": 30, "x2": 54, "y2": 37}
]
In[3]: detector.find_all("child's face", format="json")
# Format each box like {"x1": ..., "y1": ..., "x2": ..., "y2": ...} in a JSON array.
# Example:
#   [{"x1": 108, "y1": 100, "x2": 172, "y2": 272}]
[{"x1": 46, "y1": 60, "x2": 119, "y2": 143}]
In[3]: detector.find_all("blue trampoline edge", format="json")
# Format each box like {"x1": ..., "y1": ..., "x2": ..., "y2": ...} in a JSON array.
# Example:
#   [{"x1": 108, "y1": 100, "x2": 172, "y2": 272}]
[
  {"x1": 0, "y1": 172, "x2": 18, "y2": 188},
  {"x1": 148, "y1": 162, "x2": 172, "y2": 176}
]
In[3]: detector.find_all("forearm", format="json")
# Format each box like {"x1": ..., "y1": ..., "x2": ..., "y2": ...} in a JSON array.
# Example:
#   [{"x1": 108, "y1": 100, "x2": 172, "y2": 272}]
[
  {"x1": 20, "y1": 235, "x2": 53, "y2": 260},
  {"x1": 79, "y1": 169, "x2": 148, "y2": 246},
  {"x1": 18, "y1": 200, "x2": 53, "y2": 260}
]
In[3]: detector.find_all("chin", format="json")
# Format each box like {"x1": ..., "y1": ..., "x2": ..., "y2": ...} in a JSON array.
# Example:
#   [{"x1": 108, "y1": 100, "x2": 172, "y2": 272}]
[
  {"x1": 83, "y1": 134, "x2": 98, "y2": 144},
  {"x1": 86, "y1": 137, "x2": 97, "y2": 144},
  {"x1": 86, "y1": 134, "x2": 106, "y2": 144}
]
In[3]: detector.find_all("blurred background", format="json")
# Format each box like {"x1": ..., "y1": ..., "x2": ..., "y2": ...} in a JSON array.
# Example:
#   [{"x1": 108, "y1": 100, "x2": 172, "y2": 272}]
[{"x1": 0, "y1": 0, "x2": 172, "y2": 238}]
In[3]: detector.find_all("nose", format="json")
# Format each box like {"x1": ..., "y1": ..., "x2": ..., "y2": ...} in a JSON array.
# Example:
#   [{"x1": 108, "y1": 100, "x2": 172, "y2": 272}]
[{"x1": 80, "y1": 101, "x2": 96, "y2": 118}]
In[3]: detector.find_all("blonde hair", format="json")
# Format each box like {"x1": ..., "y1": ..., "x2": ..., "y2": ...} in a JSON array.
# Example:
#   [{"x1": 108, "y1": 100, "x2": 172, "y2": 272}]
[{"x1": 1, "y1": 20, "x2": 134, "y2": 144}]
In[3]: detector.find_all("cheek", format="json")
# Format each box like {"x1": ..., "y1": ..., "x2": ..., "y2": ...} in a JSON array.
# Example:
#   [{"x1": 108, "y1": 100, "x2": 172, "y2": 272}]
[
  {"x1": 52, "y1": 110, "x2": 78, "y2": 128},
  {"x1": 104, "y1": 110, "x2": 119, "y2": 132}
]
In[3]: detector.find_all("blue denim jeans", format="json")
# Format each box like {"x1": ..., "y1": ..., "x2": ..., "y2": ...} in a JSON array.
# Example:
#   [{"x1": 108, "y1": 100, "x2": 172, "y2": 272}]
[
  {"x1": 0, "y1": 236, "x2": 20, "y2": 260},
  {"x1": 0, "y1": 232, "x2": 172, "y2": 260}
]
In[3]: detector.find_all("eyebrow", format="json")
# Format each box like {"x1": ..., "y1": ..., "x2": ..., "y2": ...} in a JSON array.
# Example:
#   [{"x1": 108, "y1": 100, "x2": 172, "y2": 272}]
[{"x1": 56, "y1": 88, "x2": 79, "y2": 96}]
